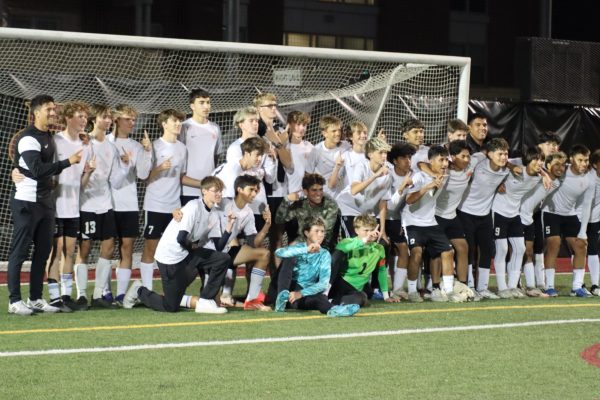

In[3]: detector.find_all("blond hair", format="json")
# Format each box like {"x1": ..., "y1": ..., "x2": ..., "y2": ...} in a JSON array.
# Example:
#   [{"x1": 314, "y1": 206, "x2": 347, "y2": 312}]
[
  {"x1": 60, "y1": 101, "x2": 90, "y2": 124},
  {"x1": 319, "y1": 115, "x2": 342, "y2": 132},
  {"x1": 353, "y1": 214, "x2": 377, "y2": 230},
  {"x1": 365, "y1": 137, "x2": 391, "y2": 157},
  {"x1": 253, "y1": 93, "x2": 277, "y2": 107}
]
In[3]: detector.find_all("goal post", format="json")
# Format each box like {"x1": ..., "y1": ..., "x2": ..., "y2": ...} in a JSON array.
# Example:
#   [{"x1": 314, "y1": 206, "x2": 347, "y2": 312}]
[{"x1": 0, "y1": 27, "x2": 470, "y2": 268}]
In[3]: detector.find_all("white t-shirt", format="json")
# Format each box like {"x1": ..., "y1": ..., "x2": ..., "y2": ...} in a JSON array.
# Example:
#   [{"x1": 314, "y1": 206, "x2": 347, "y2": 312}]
[
  {"x1": 542, "y1": 168, "x2": 590, "y2": 216},
  {"x1": 213, "y1": 160, "x2": 269, "y2": 214},
  {"x1": 336, "y1": 160, "x2": 392, "y2": 217},
  {"x1": 402, "y1": 171, "x2": 444, "y2": 227},
  {"x1": 411, "y1": 145, "x2": 430, "y2": 171},
  {"x1": 225, "y1": 137, "x2": 276, "y2": 202},
  {"x1": 154, "y1": 199, "x2": 219, "y2": 265},
  {"x1": 435, "y1": 159, "x2": 476, "y2": 220},
  {"x1": 336, "y1": 150, "x2": 367, "y2": 193},
  {"x1": 520, "y1": 179, "x2": 560, "y2": 226},
  {"x1": 180, "y1": 118, "x2": 222, "y2": 197},
  {"x1": 458, "y1": 153, "x2": 509, "y2": 216},
  {"x1": 54, "y1": 131, "x2": 86, "y2": 218},
  {"x1": 387, "y1": 166, "x2": 411, "y2": 220},
  {"x1": 107, "y1": 134, "x2": 152, "y2": 212},
  {"x1": 580, "y1": 170, "x2": 600, "y2": 223},
  {"x1": 492, "y1": 170, "x2": 541, "y2": 218},
  {"x1": 205, "y1": 198, "x2": 257, "y2": 253},
  {"x1": 306, "y1": 141, "x2": 351, "y2": 197},
  {"x1": 286, "y1": 140, "x2": 313, "y2": 194},
  {"x1": 143, "y1": 137, "x2": 187, "y2": 213}
]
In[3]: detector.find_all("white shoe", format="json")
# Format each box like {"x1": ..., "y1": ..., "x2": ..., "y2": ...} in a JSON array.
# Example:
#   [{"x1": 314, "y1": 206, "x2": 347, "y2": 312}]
[
  {"x1": 8, "y1": 300, "x2": 33, "y2": 316},
  {"x1": 430, "y1": 288, "x2": 448, "y2": 302},
  {"x1": 195, "y1": 298, "x2": 227, "y2": 314},
  {"x1": 590, "y1": 285, "x2": 600, "y2": 296},
  {"x1": 497, "y1": 289, "x2": 514, "y2": 299},
  {"x1": 469, "y1": 287, "x2": 482, "y2": 302},
  {"x1": 26, "y1": 298, "x2": 60, "y2": 313},
  {"x1": 510, "y1": 288, "x2": 527, "y2": 299},
  {"x1": 477, "y1": 289, "x2": 500, "y2": 300},
  {"x1": 123, "y1": 280, "x2": 142, "y2": 309}
]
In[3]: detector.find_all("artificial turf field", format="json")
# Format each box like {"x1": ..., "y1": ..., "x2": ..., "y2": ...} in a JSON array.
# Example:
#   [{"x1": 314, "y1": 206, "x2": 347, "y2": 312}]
[{"x1": 1, "y1": 275, "x2": 599, "y2": 400}]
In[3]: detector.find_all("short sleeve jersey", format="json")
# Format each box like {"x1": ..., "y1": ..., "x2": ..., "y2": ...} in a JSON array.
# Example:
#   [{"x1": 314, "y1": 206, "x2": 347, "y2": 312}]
[{"x1": 54, "y1": 131, "x2": 86, "y2": 218}]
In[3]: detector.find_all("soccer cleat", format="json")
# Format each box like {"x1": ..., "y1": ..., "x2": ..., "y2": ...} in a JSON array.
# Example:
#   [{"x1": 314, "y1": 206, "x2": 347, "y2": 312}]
[
  {"x1": 371, "y1": 289, "x2": 384, "y2": 300},
  {"x1": 49, "y1": 298, "x2": 73, "y2": 313},
  {"x1": 497, "y1": 289, "x2": 514, "y2": 299},
  {"x1": 243, "y1": 298, "x2": 272, "y2": 311},
  {"x1": 392, "y1": 289, "x2": 409, "y2": 300},
  {"x1": 582, "y1": 286, "x2": 593, "y2": 296},
  {"x1": 195, "y1": 299, "x2": 228, "y2": 314},
  {"x1": 275, "y1": 290, "x2": 289, "y2": 312},
  {"x1": 114, "y1": 294, "x2": 125, "y2": 307},
  {"x1": 570, "y1": 288, "x2": 592, "y2": 298},
  {"x1": 61, "y1": 295, "x2": 82, "y2": 311},
  {"x1": 123, "y1": 280, "x2": 142, "y2": 309},
  {"x1": 590, "y1": 285, "x2": 600, "y2": 296},
  {"x1": 27, "y1": 298, "x2": 61, "y2": 313},
  {"x1": 327, "y1": 304, "x2": 360, "y2": 317},
  {"x1": 102, "y1": 292, "x2": 115, "y2": 304},
  {"x1": 469, "y1": 288, "x2": 482, "y2": 302},
  {"x1": 75, "y1": 296, "x2": 90, "y2": 311},
  {"x1": 477, "y1": 289, "x2": 500, "y2": 300},
  {"x1": 8, "y1": 300, "x2": 33, "y2": 316},
  {"x1": 525, "y1": 287, "x2": 549, "y2": 298},
  {"x1": 510, "y1": 288, "x2": 527, "y2": 299},
  {"x1": 545, "y1": 288, "x2": 559, "y2": 297},
  {"x1": 408, "y1": 291, "x2": 423, "y2": 303},
  {"x1": 430, "y1": 288, "x2": 448, "y2": 302},
  {"x1": 92, "y1": 297, "x2": 117, "y2": 309},
  {"x1": 421, "y1": 288, "x2": 432, "y2": 300}
]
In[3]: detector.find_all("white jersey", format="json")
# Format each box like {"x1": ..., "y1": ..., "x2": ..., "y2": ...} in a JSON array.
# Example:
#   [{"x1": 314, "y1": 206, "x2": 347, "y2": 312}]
[
  {"x1": 542, "y1": 168, "x2": 591, "y2": 216},
  {"x1": 154, "y1": 199, "x2": 219, "y2": 265},
  {"x1": 213, "y1": 160, "x2": 269, "y2": 214},
  {"x1": 336, "y1": 160, "x2": 392, "y2": 217},
  {"x1": 107, "y1": 134, "x2": 152, "y2": 212},
  {"x1": 458, "y1": 153, "x2": 508, "y2": 216},
  {"x1": 306, "y1": 141, "x2": 351, "y2": 197},
  {"x1": 143, "y1": 137, "x2": 187, "y2": 213},
  {"x1": 435, "y1": 160, "x2": 476, "y2": 220},
  {"x1": 492, "y1": 170, "x2": 541, "y2": 218},
  {"x1": 80, "y1": 138, "x2": 127, "y2": 214},
  {"x1": 54, "y1": 131, "x2": 86, "y2": 218},
  {"x1": 180, "y1": 118, "x2": 222, "y2": 197},
  {"x1": 520, "y1": 179, "x2": 560, "y2": 226},
  {"x1": 336, "y1": 150, "x2": 367, "y2": 193},
  {"x1": 411, "y1": 145, "x2": 430, "y2": 171},
  {"x1": 402, "y1": 171, "x2": 444, "y2": 227},
  {"x1": 579, "y1": 170, "x2": 600, "y2": 223},
  {"x1": 286, "y1": 140, "x2": 313, "y2": 194},
  {"x1": 387, "y1": 165, "x2": 411, "y2": 220},
  {"x1": 205, "y1": 198, "x2": 257, "y2": 253}
]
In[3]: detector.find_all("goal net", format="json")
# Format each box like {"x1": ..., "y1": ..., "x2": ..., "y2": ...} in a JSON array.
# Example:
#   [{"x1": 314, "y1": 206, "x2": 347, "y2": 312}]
[{"x1": 0, "y1": 28, "x2": 470, "y2": 269}]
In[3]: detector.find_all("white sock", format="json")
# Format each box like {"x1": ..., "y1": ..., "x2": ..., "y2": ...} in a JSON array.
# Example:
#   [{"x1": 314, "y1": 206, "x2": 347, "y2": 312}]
[
  {"x1": 534, "y1": 255, "x2": 545, "y2": 288},
  {"x1": 477, "y1": 268, "x2": 490, "y2": 292},
  {"x1": 180, "y1": 295, "x2": 192, "y2": 308},
  {"x1": 494, "y1": 239, "x2": 508, "y2": 291},
  {"x1": 93, "y1": 258, "x2": 112, "y2": 299},
  {"x1": 74, "y1": 263, "x2": 88, "y2": 298},
  {"x1": 467, "y1": 264, "x2": 474, "y2": 288},
  {"x1": 408, "y1": 279, "x2": 418, "y2": 293},
  {"x1": 103, "y1": 265, "x2": 113, "y2": 296},
  {"x1": 116, "y1": 268, "x2": 132, "y2": 297},
  {"x1": 588, "y1": 255, "x2": 600, "y2": 286},
  {"x1": 523, "y1": 262, "x2": 535, "y2": 288},
  {"x1": 246, "y1": 268, "x2": 266, "y2": 301},
  {"x1": 426, "y1": 276, "x2": 433, "y2": 292},
  {"x1": 222, "y1": 269, "x2": 235, "y2": 295},
  {"x1": 140, "y1": 262, "x2": 154, "y2": 290},
  {"x1": 507, "y1": 270, "x2": 522, "y2": 289},
  {"x1": 48, "y1": 281, "x2": 60, "y2": 301},
  {"x1": 545, "y1": 268, "x2": 555, "y2": 289},
  {"x1": 393, "y1": 267, "x2": 407, "y2": 292},
  {"x1": 60, "y1": 273, "x2": 73, "y2": 298},
  {"x1": 572, "y1": 268, "x2": 585, "y2": 290},
  {"x1": 442, "y1": 275, "x2": 454, "y2": 293},
  {"x1": 507, "y1": 237, "x2": 525, "y2": 289}
]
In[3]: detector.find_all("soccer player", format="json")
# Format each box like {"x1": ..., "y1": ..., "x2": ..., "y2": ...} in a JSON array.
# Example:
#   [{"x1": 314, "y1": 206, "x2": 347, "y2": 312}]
[
  {"x1": 328, "y1": 121, "x2": 368, "y2": 193},
  {"x1": 466, "y1": 113, "x2": 489, "y2": 153},
  {"x1": 457, "y1": 138, "x2": 510, "y2": 298},
  {"x1": 330, "y1": 214, "x2": 400, "y2": 305},
  {"x1": 274, "y1": 216, "x2": 359, "y2": 317},
  {"x1": 179, "y1": 89, "x2": 223, "y2": 206},
  {"x1": 542, "y1": 144, "x2": 593, "y2": 297},
  {"x1": 583, "y1": 149, "x2": 600, "y2": 296},
  {"x1": 123, "y1": 177, "x2": 230, "y2": 314},
  {"x1": 537, "y1": 131, "x2": 561, "y2": 157},
  {"x1": 107, "y1": 104, "x2": 152, "y2": 305},
  {"x1": 446, "y1": 119, "x2": 469, "y2": 142},
  {"x1": 8, "y1": 94, "x2": 82, "y2": 315},
  {"x1": 284, "y1": 111, "x2": 313, "y2": 198},
  {"x1": 400, "y1": 118, "x2": 429, "y2": 170},
  {"x1": 492, "y1": 147, "x2": 545, "y2": 299},
  {"x1": 520, "y1": 152, "x2": 566, "y2": 296},
  {"x1": 403, "y1": 145, "x2": 457, "y2": 302}
]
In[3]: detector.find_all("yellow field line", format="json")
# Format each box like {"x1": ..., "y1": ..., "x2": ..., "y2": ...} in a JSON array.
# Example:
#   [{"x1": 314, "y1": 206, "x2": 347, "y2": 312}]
[{"x1": 1, "y1": 303, "x2": 599, "y2": 335}]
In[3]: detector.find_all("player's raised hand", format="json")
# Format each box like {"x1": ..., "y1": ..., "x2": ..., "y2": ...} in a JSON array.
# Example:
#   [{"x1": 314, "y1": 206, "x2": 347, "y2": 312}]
[
  {"x1": 159, "y1": 157, "x2": 172, "y2": 171},
  {"x1": 84, "y1": 155, "x2": 96, "y2": 174},
  {"x1": 141, "y1": 130, "x2": 152, "y2": 152},
  {"x1": 119, "y1": 146, "x2": 130, "y2": 165},
  {"x1": 377, "y1": 129, "x2": 386, "y2": 142},
  {"x1": 172, "y1": 208, "x2": 183, "y2": 222},
  {"x1": 262, "y1": 204, "x2": 272, "y2": 225},
  {"x1": 69, "y1": 149, "x2": 83, "y2": 165},
  {"x1": 307, "y1": 242, "x2": 321, "y2": 253}
]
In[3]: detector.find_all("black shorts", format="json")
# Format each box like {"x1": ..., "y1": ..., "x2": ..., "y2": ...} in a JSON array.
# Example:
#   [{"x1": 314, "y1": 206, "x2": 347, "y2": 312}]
[
  {"x1": 435, "y1": 215, "x2": 465, "y2": 240},
  {"x1": 523, "y1": 222, "x2": 535, "y2": 242},
  {"x1": 405, "y1": 225, "x2": 453, "y2": 257},
  {"x1": 55, "y1": 217, "x2": 80, "y2": 238},
  {"x1": 542, "y1": 212, "x2": 580, "y2": 238},
  {"x1": 114, "y1": 211, "x2": 140, "y2": 238},
  {"x1": 587, "y1": 221, "x2": 600, "y2": 256},
  {"x1": 180, "y1": 195, "x2": 199, "y2": 207},
  {"x1": 143, "y1": 211, "x2": 172, "y2": 239},
  {"x1": 340, "y1": 215, "x2": 356, "y2": 239},
  {"x1": 227, "y1": 245, "x2": 242, "y2": 266},
  {"x1": 532, "y1": 210, "x2": 544, "y2": 253},
  {"x1": 80, "y1": 210, "x2": 117, "y2": 241},
  {"x1": 386, "y1": 219, "x2": 406, "y2": 244},
  {"x1": 493, "y1": 212, "x2": 524, "y2": 239}
]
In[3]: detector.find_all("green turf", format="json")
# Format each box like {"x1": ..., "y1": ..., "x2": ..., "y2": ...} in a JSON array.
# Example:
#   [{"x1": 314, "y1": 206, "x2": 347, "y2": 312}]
[{"x1": 1, "y1": 275, "x2": 599, "y2": 400}]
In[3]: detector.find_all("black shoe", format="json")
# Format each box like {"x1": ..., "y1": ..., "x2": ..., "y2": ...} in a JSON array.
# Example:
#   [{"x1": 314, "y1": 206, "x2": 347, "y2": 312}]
[
  {"x1": 49, "y1": 298, "x2": 73, "y2": 313},
  {"x1": 62, "y1": 295, "x2": 83, "y2": 311},
  {"x1": 91, "y1": 297, "x2": 117, "y2": 309},
  {"x1": 75, "y1": 296, "x2": 90, "y2": 311}
]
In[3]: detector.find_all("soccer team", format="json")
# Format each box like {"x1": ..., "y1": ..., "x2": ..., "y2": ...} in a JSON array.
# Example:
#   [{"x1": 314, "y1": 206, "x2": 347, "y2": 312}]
[{"x1": 7, "y1": 90, "x2": 600, "y2": 317}]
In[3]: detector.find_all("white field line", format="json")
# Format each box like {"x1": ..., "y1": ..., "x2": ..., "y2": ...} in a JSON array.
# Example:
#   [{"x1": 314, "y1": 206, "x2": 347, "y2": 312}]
[{"x1": 1, "y1": 318, "x2": 599, "y2": 358}]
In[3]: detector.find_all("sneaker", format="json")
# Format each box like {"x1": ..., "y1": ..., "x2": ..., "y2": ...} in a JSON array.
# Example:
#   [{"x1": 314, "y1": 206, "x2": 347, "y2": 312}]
[
  {"x1": 195, "y1": 299, "x2": 228, "y2": 314},
  {"x1": 27, "y1": 298, "x2": 61, "y2": 313},
  {"x1": 525, "y1": 287, "x2": 549, "y2": 298},
  {"x1": 256, "y1": 291, "x2": 266, "y2": 303},
  {"x1": 497, "y1": 289, "x2": 514, "y2": 299},
  {"x1": 447, "y1": 291, "x2": 466, "y2": 303},
  {"x1": 62, "y1": 295, "x2": 82, "y2": 310},
  {"x1": 430, "y1": 288, "x2": 448, "y2": 302},
  {"x1": 114, "y1": 294, "x2": 125, "y2": 307},
  {"x1": 75, "y1": 296, "x2": 90, "y2": 310},
  {"x1": 510, "y1": 288, "x2": 527, "y2": 299},
  {"x1": 469, "y1": 288, "x2": 482, "y2": 302},
  {"x1": 243, "y1": 298, "x2": 272, "y2": 311},
  {"x1": 275, "y1": 290, "x2": 289, "y2": 312},
  {"x1": 408, "y1": 291, "x2": 423, "y2": 303},
  {"x1": 49, "y1": 298, "x2": 73, "y2": 313},
  {"x1": 545, "y1": 288, "x2": 559, "y2": 297},
  {"x1": 219, "y1": 294, "x2": 242, "y2": 308},
  {"x1": 591, "y1": 285, "x2": 600, "y2": 296},
  {"x1": 372, "y1": 289, "x2": 384, "y2": 300},
  {"x1": 91, "y1": 297, "x2": 117, "y2": 309},
  {"x1": 421, "y1": 288, "x2": 432, "y2": 300},
  {"x1": 570, "y1": 288, "x2": 592, "y2": 298},
  {"x1": 392, "y1": 289, "x2": 409, "y2": 300},
  {"x1": 123, "y1": 280, "x2": 142, "y2": 309},
  {"x1": 8, "y1": 300, "x2": 33, "y2": 316},
  {"x1": 327, "y1": 304, "x2": 360, "y2": 317},
  {"x1": 477, "y1": 289, "x2": 500, "y2": 300},
  {"x1": 102, "y1": 292, "x2": 115, "y2": 304},
  {"x1": 582, "y1": 286, "x2": 593, "y2": 296}
]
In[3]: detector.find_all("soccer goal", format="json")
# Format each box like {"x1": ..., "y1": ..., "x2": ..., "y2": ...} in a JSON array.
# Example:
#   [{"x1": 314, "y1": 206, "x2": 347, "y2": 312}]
[{"x1": 0, "y1": 27, "x2": 470, "y2": 268}]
